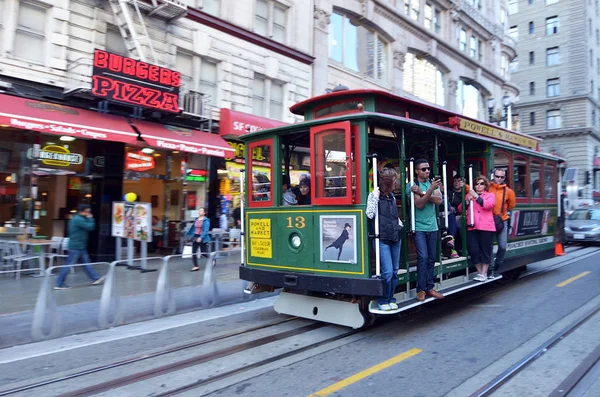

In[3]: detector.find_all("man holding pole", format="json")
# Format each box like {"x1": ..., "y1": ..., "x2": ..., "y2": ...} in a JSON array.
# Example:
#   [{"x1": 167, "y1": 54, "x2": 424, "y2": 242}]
[{"x1": 407, "y1": 159, "x2": 444, "y2": 302}]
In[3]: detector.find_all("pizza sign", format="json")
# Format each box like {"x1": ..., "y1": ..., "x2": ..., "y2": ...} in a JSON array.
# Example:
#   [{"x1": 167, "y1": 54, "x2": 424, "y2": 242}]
[{"x1": 125, "y1": 151, "x2": 155, "y2": 172}]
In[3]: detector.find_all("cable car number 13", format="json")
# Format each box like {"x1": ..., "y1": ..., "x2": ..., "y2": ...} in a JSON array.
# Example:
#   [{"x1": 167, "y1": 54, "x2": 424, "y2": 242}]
[{"x1": 286, "y1": 216, "x2": 306, "y2": 229}]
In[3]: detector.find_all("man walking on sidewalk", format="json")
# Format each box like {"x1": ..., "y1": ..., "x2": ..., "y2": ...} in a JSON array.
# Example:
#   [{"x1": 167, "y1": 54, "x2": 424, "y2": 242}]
[{"x1": 55, "y1": 204, "x2": 105, "y2": 290}]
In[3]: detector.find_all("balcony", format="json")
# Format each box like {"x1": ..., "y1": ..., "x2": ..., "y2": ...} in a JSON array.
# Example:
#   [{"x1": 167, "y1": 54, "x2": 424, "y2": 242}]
[
  {"x1": 64, "y1": 57, "x2": 94, "y2": 97},
  {"x1": 128, "y1": 0, "x2": 187, "y2": 22}
]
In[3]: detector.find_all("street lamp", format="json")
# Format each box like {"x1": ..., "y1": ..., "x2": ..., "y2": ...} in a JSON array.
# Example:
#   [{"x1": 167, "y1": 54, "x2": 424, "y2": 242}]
[{"x1": 487, "y1": 94, "x2": 512, "y2": 128}]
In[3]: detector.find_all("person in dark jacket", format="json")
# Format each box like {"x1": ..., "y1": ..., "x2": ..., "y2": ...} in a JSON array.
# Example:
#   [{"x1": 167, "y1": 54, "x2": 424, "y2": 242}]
[
  {"x1": 55, "y1": 204, "x2": 104, "y2": 290},
  {"x1": 366, "y1": 167, "x2": 403, "y2": 311},
  {"x1": 186, "y1": 207, "x2": 211, "y2": 271},
  {"x1": 324, "y1": 223, "x2": 351, "y2": 260}
]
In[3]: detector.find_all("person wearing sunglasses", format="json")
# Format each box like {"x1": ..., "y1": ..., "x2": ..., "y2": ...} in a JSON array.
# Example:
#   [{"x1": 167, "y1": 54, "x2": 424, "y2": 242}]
[
  {"x1": 459, "y1": 176, "x2": 496, "y2": 281},
  {"x1": 489, "y1": 169, "x2": 516, "y2": 277},
  {"x1": 406, "y1": 158, "x2": 444, "y2": 302}
]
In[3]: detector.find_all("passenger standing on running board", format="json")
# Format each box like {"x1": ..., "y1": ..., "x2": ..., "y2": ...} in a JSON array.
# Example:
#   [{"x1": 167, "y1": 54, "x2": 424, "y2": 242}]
[
  {"x1": 366, "y1": 167, "x2": 403, "y2": 312},
  {"x1": 407, "y1": 159, "x2": 444, "y2": 302},
  {"x1": 489, "y1": 169, "x2": 516, "y2": 277}
]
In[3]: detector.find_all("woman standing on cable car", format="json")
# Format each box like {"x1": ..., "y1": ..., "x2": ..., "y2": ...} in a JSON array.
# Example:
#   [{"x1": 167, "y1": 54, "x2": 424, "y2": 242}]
[{"x1": 366, "y1": 167, "x2": 403, "y2": 311}]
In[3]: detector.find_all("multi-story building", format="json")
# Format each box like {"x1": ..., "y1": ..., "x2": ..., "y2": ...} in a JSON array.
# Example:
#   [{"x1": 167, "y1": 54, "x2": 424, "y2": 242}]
[
  {"x1": 0, "y1": 0, "x2": 313, "y2": 259},
  {"x1": 509, "y1": 0, "x2": 600, "y2": 200},
  {"x1": 312, "y1": 0, "x2": 518, "y2": 122}
]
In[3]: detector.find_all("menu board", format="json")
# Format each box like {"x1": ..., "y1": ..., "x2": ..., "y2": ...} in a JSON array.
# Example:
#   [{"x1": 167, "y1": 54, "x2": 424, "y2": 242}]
[
  {"x1": 112, "y1": 201, "x2": 152, "y2": 242},
  {"x1": 134, "y1": 203, "x2": 152, "y2": 242}
]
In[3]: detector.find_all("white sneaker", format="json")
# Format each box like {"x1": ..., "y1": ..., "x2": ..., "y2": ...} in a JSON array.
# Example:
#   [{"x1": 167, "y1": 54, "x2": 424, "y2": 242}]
[
  {"x1": 389, "y1": 302, "x2": 399, "y2": 310},
  {"x1": 474, "y1": 274, "x2": 487, "y2": 282},
  {"x1": 92, "y1": 276, "x2": 105, "y2": 285},
  {"x1": 378, "y1": 303, "x2": 391, "y2": 311}
]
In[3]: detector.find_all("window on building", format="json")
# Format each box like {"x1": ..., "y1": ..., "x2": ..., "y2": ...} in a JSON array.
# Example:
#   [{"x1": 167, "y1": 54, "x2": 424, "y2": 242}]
[
  {"x1": 470, "y1": 36, "x2": 478, "y2": 59},
  {"x1": 530, "y1": 111, "x2": 536, "y2": 126},
  {"x1": 329, "y1": 12, "x2": 388, "y2": 82},
  {"x1": 469, "y1": 0, "x2": 482, "y2": 10},
  {"x1": 508, "y1": 0, "x2": 518, "y2": 14},
  {"x1": 546, "y1": 16, "x2": 559, "y2": 35},
  {"x1": 529, "y1": 21, "x2": 534, "y2": 34},
  {"x1": 456, "y1": 80, "x2": 481, "y2": 119},
  {"x1": 176, "y1": 52, "x2": 194, "y2": 93},
  {"x1": 529, "y1": 0, "x2": 534, "y2": 3},
  {"x1": 425, "y1": 3, "x2": 441, "y2": 33},
  {"x1": 106, "y1": 26, "x2": 128, "y2": 56},
  {"x1": 547, "y1": 78, "x2": 560, "y2": 97},
  {"x1": 529, "y1": 51, "x2": 535, "y2": 64},
  {"x1": 509, "y1": 25, "x2": 519, "y2": 40},
  {"x1": 176, "y1": 52, "x2": 219, "y2": 113},
  {"x1": 255, "y1": 0, "x2": 287, "y2": 44},
  {"x1": 510, "y1": 57, "x2": 519, "y2": 73},
  {"x1": 409, "y1": 0, "x2": 420, "y2": 20},
  {"x1": 513, "y1": 156, "x2": 528, "y2": 198},
  {"x1": 597, "y1": 58, "x2": 600, "y2": 75},
  {"x1": 546, "y1": 109, "x2": 561, "y2": 129},
  {"x1": 546, "y1": 47, "x2": 560, "y2": 66},
  {"x1": 403, "y1": 53, "x2": 445, "y2": 106},
  {"x1": 201, "y1": 0, "x2": 220, "y2": 16},
  {"x1": 501, "y1": 55, "x2": 508, "y2": 77},
  {"x1": 459, "y1": 29, "x2": 467, "y2": 52},
  {"x1": 200, "y1": 60, "x2": 218, "y2": 103},
  {"x1": 589, "y1": 19, "x2": 593, "y2": 36},
  {"x1": 13, "y1": 2, "x2": 47, "y2": 64},
  {"x1": 501, "y1": 9, "x2": 507, "y2": 32},
  {"x1": 252, "y1": 75, "x2": 284, "y2": 120},
  {"x1": 529, "y1": 82, "x2": 535, "y2": 95},
  {"x1": 593, "y1": 109, "x2": 597, "y2": 127}
]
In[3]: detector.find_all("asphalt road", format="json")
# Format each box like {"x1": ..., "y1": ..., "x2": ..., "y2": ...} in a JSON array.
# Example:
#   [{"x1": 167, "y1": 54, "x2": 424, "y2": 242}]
[{"x1": 0, "y1": 248, "x2": 598, "y2": 397}]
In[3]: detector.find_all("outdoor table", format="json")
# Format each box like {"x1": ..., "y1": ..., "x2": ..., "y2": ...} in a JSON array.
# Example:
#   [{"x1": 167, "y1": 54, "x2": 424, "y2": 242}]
[{"x1": 18, "y1": 239, "x2": 52, "y2": 277}]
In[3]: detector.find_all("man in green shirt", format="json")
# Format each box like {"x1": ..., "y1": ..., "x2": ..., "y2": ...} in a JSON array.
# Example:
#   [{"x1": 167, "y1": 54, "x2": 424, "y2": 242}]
[{"x1": 406, "y1": 159, "x2": 444, "y2": 302}]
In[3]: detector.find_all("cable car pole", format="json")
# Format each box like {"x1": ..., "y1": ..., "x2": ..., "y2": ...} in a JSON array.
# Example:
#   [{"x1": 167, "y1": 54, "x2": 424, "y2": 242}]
[
  {"x1": 372, "y1": 155, "x2": 381, "y2": 277},
  {"x1": 409, "y1": 158, "x2": 416, "y2": 233},
  {"x1": 468, "y1": 164, "x2": 475, "y2": 227}
]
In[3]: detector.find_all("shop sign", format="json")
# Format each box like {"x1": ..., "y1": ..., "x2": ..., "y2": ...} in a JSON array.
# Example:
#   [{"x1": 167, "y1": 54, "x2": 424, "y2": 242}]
[
  {"x1": 225, "y1": 141, "x2": 270, "y2": 166},
  {"x1": 112, "y1": 201, "x2": 152, "y2": 242},
  {"x1": 125, "y1": 151, "x2": 155, "y2": 172},
  {"x1": 186, "y1": 169, "x2": 207, "y2": 182},
  {"x1": 27, "y1": 145, "x2": 83, "y2": 167},
  {"x1": 219, "y1": 108, "x2": 287, "y2": 138},
  {"x1": 92, "y1": 49, "x2": 180, "y2": 113},
  {"x1": 450, "y1": 117, "x2": 539, "y2": 150},
  {"x1": 509, "y1": 210, "x2": 551, "y2": 237}
]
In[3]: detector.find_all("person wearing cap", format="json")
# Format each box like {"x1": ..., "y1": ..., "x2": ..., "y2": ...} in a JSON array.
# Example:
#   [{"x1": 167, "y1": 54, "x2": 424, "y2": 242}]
[
  {"x1": 296, "y1": 177, "x2": 311, "y2": 205},
  {"x1": 55, "y1": 204, "x2": 105, "y2": 290}
]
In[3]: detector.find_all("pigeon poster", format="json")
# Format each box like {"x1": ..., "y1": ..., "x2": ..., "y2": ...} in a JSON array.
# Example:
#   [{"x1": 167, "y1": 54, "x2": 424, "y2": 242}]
[{"x1": 320, "y1": 215, "x2": 357, "y2": 264}]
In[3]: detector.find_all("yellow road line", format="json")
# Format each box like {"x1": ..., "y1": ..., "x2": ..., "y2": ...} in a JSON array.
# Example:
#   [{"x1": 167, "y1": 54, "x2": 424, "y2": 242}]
[
  {"x1": 557, "y1": 271, "x2": 591, "y2": 287},
  {"x1": 306, "y1": 348, "x2": 422, "y2": 397}
]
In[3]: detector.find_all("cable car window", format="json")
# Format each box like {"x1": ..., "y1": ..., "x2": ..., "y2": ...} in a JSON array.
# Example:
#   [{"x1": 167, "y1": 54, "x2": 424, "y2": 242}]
[
  {"x1": 513, "y1": 155, "x2": 528, "y2": 198},
  {"x1": 544, "y1": 162, "x2": 557, "y2": 200},
  {"x1": 314, "y1": 100, "x2": 363, "y2": 119},
  {"x1": 310, "y1": 121, "x2": 354, "y2": 205},
  {"x1": 248, "y1": 139, "x2": 273, "y2": 207},
  {"x1": 531, "y1": 160, "x2": 542, "y2": 199}
]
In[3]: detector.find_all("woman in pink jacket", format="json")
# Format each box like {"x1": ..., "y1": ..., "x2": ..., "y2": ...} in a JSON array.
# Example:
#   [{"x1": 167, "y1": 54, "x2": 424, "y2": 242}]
[{"x1": 460, "y1": 175, "x2": 496, "y2": 281}]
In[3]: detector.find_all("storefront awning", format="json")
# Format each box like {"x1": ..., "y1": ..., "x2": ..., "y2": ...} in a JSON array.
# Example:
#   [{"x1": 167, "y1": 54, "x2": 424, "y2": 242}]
[
  {"x1": 0, "y1": 93, "x2": 138, "y2": 144},
  {"x1": 219, "y1": 108, "x2": 287, "y2": 138},
  {"x1": 132, "y1": 120, "x2": 235, "y2": 158}
]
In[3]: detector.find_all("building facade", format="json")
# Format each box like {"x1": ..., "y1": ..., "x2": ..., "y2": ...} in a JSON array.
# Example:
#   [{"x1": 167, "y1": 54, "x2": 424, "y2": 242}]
[
  {"x1": 509, "y1": 0, "x2": 600, "y2": 200},
  {"x1": 312, "y1": 0, "x2": 518, "y2": 122},
  {"x1": 0, "y1": 0, "x2": 313, "y2": 259}
]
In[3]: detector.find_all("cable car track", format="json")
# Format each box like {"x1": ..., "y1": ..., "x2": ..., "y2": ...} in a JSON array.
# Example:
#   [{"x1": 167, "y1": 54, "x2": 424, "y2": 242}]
[{"x1": 1, "y1": 247, "x2": 597, "y2": 397}]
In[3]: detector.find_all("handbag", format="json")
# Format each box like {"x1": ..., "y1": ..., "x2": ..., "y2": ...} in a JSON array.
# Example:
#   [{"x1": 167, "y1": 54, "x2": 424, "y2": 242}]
[
  {"x1": 493, "y1": 188, "x2": 506, "y2": 232},
  {"x1": 182, "y1": 244, "x2": 193, "y2": 259}
]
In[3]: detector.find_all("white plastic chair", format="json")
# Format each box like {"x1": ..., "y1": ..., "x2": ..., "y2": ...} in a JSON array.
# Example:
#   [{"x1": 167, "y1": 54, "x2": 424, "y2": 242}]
[{"x1": 11, "y1": 242, "x2": 40, "y2": 280}]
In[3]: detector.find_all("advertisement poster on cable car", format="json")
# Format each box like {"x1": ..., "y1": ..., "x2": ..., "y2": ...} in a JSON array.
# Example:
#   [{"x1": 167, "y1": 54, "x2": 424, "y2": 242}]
[
  {"x1": 320, "y1": 215, "x2": 357, "y2": 264},
  {"x1": 509, "y1": 210, "x2": 551, "y2": 237}
]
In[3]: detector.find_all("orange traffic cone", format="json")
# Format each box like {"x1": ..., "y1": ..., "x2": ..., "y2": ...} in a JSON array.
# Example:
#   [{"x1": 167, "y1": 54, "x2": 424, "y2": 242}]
[{"x1": 555, "y1": 241, "x2": 565, "y2": 256}]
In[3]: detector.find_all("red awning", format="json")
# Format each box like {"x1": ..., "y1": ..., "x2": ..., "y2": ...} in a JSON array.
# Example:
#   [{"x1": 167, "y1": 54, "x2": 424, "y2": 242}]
[
  {"x1": 0, "y1": 94, "x2": 138, "y2": 144},
  {"x1": 219, "y1": 108, "x2": 287, "y2": 138},
  {"x1": 132, "y1": 120, "x2": 234, "y2": 158}
]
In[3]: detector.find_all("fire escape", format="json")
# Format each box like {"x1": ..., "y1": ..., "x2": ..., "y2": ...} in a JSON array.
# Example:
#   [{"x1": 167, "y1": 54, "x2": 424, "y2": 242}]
[{"x1": 65, "y1": 0, "x2": 214, "y2": 131}]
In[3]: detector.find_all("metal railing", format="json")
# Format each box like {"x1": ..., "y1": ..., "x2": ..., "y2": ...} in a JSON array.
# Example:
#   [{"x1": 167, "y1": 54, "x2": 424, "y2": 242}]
[{"x1": 31, "y1": 249, "x2": 247, "y2": 342}]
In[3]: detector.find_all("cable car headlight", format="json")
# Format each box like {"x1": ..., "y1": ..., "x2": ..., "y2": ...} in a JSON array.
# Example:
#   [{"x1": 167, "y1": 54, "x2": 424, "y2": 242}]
[{"x1": 290, "y1": 234, "x2": 302, "y2": 248}]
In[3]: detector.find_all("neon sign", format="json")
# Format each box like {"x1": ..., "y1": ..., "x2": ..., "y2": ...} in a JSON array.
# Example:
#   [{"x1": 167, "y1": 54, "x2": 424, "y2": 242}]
[
  {"x1": 186, "y1": 169, "x2": 207, "y2": 182},
  {"x1": 27, "y1": 145, "x2": 83, "y2": 167},
  {"x1": 125, "y1": 151, "x2": 155, "y2": 172},
  {"x1": 92, "y1": 50, "x2": 181, "y2": 113}
]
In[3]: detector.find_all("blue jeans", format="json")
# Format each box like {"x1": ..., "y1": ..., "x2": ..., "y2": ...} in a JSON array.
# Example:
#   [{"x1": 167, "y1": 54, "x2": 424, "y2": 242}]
[
  {"x1": 56, "y1": 250, "x2": 100, "y2": 287},
  {"x1": 377, "y1": 240, "x2": 401, "y2": 305},
  {"x1": 493, "y1": 220, "x2": 508, "y2": 271},
  {"x1": 414, "y1": 231, "x2": 438, "y2": 293}
]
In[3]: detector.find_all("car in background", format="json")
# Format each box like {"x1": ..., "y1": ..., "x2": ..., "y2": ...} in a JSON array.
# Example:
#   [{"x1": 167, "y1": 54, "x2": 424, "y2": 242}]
[{"x1": 564, "y1": 208, "x2": 600, "y2": 244}]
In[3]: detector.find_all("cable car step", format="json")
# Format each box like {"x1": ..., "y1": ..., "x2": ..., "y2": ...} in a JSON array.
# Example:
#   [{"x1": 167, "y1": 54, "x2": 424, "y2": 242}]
[{"x1": 368, "y1": 274, "x2": 503, "y2": 315}]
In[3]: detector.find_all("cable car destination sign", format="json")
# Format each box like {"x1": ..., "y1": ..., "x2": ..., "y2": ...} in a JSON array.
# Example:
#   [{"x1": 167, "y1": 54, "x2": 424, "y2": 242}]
[
  {"x1": 92, "y1": 49, "x2": 181, "y2": 113},
  {"x1": 449, "y1": 117, "x2": 539, "y2": 150}
]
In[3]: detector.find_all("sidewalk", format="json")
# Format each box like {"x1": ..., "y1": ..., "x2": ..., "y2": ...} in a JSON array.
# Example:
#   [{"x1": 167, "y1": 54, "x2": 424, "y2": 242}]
[{"x1": 0, "y1": 251, "x2": 256, "y2": 349}]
